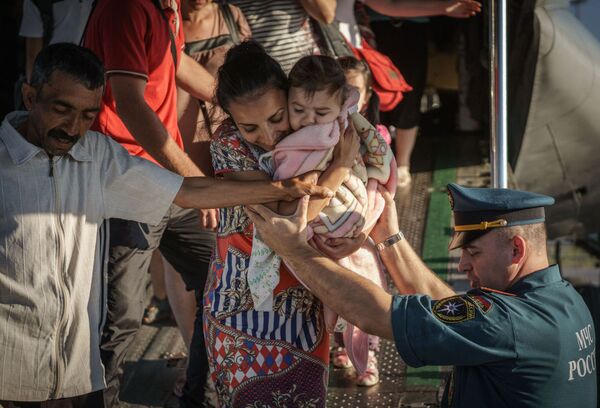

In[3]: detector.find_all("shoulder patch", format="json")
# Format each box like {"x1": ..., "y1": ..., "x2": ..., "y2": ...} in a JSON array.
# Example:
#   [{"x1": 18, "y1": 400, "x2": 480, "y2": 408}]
[
  {"x1": 432, "y1": 296, "x2": 476, "y2": 324},
  {"x1": 467, "y1": 295, "x2": 493, "y2": 314}
]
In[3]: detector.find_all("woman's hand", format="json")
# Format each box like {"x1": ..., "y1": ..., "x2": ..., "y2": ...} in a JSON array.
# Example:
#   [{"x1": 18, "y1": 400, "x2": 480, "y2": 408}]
[
  {"x1": 332, "y1": 117, "x2": 361, "y2": 169},
  {"x1": 370, "y1": 185, "x2": 400, "y2": 245},
  {"x1": 445, "y1": 0, "x2": 482, "y2": 18}
]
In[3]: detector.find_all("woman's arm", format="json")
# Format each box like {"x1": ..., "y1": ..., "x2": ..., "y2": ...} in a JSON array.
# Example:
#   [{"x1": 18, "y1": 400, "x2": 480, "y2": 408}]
[
  {"x1": 362, "y1": 0, "x2": 481, "y2": 19},
  {"x1": 299, "y1": 0, "x2": 337, "y2": 24}
]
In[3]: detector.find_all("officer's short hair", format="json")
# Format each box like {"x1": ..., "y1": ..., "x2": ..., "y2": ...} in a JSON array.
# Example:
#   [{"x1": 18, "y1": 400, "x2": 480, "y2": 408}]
[
  {"x1": 30, "y1": 43, "x2": 105, "y2": 92},
  {"x1": 494, "y1": 223, "x2": 547, "y2": 253}
]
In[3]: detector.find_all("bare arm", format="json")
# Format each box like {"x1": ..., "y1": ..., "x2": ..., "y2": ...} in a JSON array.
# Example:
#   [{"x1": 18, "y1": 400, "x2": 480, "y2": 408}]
[
  {"x1": 290, "y1": 246, "x2": 394, "y2": 339},
  {"x1": 110, "y1": 74, "x2": 204, "y2": 177},
  {"x1": 223, "y1": 170, "x2": 280, "y2": 212},
  {"x1": 174, "y1": 173, "x2": 333, "y2": 209},
  {"x1": 299, "y1": 0, "x2": 337, "y2": 24},
  {"x1": 362, "y1": 0, "x2": 481, "y2": 18},
  {"x1": 24, "y1": 37, "x2": 43, "y2": 82},
  {"x1": 370, "y1": 185, "x2": 455, "y2": 298},
  {"x1": 176, "y1": 52, "x2": 215, "y2": 102}
]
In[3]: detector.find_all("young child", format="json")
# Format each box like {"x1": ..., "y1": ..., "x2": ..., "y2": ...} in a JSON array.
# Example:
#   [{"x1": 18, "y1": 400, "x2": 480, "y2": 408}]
[
  {"x1": 248, "y1": 55, "x2": 396, "y2": 386},
  {"x1": 338, "y1": 56, "x2": 392, "y2": 146}
]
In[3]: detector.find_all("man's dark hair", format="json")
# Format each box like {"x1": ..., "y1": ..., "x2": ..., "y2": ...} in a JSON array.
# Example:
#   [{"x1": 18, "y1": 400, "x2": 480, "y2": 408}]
[{"x1": 30, "y1": 43, "x2": 105, "y2": 91}]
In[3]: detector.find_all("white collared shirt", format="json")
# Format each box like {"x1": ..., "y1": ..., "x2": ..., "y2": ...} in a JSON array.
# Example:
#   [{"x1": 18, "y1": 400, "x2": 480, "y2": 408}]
[{"x1": 0, "y1": 111, "x2": 182, "y2": 400}]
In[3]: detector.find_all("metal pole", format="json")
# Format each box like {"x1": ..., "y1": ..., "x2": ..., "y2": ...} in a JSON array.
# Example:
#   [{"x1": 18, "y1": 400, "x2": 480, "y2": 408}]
[{"x1": 489, "y1": 0, "x2": 509, "y2": 188}]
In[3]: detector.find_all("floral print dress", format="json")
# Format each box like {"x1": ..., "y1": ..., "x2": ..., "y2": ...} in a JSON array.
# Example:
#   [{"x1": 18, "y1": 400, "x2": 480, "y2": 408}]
[{"x1": 204, "y1": 120, "x2": 330, "y2": 407}]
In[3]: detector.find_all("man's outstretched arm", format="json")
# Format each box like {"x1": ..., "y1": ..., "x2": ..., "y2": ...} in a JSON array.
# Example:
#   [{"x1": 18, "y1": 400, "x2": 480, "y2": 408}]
[{"x1": 174, "y1": 177, "x2": 333, "y2": 210}]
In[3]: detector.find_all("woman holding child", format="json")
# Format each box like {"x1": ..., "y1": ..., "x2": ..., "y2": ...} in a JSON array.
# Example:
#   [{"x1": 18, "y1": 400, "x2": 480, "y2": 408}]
[{"x1": 204, "y1": 41, "x2": 394, "y2": 407}]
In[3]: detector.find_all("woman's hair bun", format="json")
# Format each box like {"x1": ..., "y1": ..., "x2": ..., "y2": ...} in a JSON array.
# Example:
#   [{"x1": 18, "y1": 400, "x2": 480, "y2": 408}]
[{"x1": 224, "y1": 40, "x2": 267, "y2": 64}]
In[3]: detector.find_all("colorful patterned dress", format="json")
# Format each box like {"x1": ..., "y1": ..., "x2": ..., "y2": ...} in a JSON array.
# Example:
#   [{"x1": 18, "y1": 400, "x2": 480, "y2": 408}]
[{"x1": 204, "y1": 120, "x2": 330, "y2": 407}]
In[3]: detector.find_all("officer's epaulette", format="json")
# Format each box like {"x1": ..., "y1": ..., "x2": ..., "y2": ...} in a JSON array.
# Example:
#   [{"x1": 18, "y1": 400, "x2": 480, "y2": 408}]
[{"x1": 479, "y1": 286, "x2": 516, "y2": 297}]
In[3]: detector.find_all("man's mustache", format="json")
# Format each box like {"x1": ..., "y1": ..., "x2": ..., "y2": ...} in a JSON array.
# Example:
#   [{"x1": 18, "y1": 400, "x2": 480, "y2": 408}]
[{"x1": 48, "y1": 129, "x2": 78, "y2": 143}]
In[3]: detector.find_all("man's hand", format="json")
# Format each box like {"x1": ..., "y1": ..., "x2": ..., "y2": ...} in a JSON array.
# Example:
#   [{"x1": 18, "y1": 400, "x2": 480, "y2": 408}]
[
  {"x1": 445, "y1": 0, "x2": 482, "y2": 18},
  {"x1": 198, "y1": 208, "x2": 218, "y2": 230},
  {"x1": 277, "y1": 175, "x2": 333, "y2": 201},
  {"x1": 370, "y1": 185, "x2": 400, "y2": 245},
  {"x1": 245, "y1": 196, "x2": 312, "y2": 258}
]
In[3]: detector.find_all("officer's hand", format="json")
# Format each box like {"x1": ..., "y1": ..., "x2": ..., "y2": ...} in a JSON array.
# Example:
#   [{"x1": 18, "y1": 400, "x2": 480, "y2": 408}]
[
  {"x1": 245, "y1": 196, "x2": 311, "y2": 258},
  {"x1": 370, "y1": 185, "x2": 400, "y2": 245}
]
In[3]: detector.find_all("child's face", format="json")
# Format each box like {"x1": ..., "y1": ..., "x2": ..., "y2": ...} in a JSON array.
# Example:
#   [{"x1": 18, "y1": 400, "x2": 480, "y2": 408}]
[
  {"x1": 345, "y1": 70, "x2": 368, "y2": 113},
  {"x1": 288, "y1": 86, "x2": 342, "y2": 131}
]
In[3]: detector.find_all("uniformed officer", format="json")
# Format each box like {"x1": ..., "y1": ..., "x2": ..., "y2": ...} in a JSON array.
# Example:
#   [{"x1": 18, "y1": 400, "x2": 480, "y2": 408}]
[{"x1": 246, "y1": 183, "x2": 597, "y2": 407}]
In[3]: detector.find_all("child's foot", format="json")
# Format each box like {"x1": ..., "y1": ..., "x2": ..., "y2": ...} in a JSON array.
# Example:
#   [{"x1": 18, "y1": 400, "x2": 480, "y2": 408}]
[
  {"x1": 332, "y1": 347, "x2": 353, "y2": 369},
  {"x1": 356, "y1": 350, "x2": 379, "y2": 386},
  {"x1": 397, "y1": 166, "x2": 411, "y2": 188}
]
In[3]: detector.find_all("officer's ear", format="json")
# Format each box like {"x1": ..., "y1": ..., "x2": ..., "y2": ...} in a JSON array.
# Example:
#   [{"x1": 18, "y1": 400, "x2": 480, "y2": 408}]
[{"x1": 511, "y1": 235, "x2": 527, "y2": 264}]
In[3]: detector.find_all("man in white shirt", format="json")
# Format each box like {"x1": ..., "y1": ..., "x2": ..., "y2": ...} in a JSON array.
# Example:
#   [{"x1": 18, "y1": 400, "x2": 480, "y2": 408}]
[{"x1": 0, "y1": 43, "x2": 329, "y2": 407}]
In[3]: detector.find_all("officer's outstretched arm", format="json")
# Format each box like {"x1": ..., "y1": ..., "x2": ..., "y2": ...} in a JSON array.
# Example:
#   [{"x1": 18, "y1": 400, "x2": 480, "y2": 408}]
[{"x1": 371, "y1": 186, "x2": 455, "y2": 299}]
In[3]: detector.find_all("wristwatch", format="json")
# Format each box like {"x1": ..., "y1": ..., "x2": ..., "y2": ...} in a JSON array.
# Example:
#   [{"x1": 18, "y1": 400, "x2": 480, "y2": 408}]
[{"x1": 376, "y1": 232, "x2": 404, "y2": 251}]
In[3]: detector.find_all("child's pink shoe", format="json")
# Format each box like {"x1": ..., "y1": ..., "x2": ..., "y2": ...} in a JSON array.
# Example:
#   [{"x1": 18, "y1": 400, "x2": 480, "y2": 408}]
[
  {"x1": 356, "y1": 350, "x2": 380, "y2": 387},
  {"x1": 332, "y1": 347, "x2": 353, "y2": 369}
]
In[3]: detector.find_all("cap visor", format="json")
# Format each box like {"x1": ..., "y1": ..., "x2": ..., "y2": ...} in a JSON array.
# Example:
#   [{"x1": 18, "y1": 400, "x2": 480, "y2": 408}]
[{"x1": 448, "y1": 230, "x2": 487, "y2": 250}]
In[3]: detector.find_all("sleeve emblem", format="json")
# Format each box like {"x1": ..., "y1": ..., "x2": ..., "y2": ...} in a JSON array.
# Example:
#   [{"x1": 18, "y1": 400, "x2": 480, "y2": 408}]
[
  {"x1": 467, "y1": 295, "x2": 493, "y2": 314},
  {"x1": 432, "y1": 296, "x2": 476, "y2": 323}
]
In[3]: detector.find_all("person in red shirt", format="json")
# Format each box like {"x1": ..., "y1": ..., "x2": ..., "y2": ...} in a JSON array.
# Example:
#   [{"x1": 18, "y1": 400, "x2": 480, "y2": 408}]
[{"x1": 84, "y1": 0, "x2": 220, "y2": 405}]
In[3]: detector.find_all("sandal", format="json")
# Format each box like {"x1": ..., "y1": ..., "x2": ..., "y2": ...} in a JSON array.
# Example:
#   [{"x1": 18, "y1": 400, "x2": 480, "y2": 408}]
[
  {"x1": 142, "y1": 296, "x2": 171, "y2": 324},
  {"x1": 332, "y1": 347, "x2": 353, "y2": 369},
  {"x1": 356, "y1": 350, "x2": 379, "y2": 387}
]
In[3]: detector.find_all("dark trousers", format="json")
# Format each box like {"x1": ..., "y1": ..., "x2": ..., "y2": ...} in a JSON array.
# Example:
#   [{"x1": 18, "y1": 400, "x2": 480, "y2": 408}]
[
  {"x1": 101, "y1": 204, "x2": 215, "y2": 408},
  {"x1": 0, "y1": 391, "x2": 104, "y2": 408},
  {"x1": 371, "y1": 20, "x2": 429, "y2": 129}
]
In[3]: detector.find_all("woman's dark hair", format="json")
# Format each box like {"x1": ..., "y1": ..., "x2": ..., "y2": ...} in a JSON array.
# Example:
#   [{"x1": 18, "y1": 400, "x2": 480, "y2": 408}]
[
  {"x1": 30, "y1": 43, "x2": 105, "y2": 91},
  {"x1": 337, "y1": 56, "x2": 380, "y2": 125},
  {"x1": 288, "y1": 55, "x2": 347, "y2": 101},
  {"x1": 216, "y1": 41, "x2": 288, "y2": 114}
]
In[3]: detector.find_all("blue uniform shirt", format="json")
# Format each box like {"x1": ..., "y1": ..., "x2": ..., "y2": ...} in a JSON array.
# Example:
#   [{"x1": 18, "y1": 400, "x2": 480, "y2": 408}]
[{"x1": 392, "y1": 265, "x2": 597, "y2": 407}]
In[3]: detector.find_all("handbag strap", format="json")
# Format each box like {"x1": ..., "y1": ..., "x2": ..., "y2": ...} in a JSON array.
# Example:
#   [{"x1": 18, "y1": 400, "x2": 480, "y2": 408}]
[
  {"x1": 219, "y1": 3, "x2": 241, "y2": 45},
  {"x1": 314, "y1": 20, "x2": 354, "y2": 58},
  {"x1": 151, "y1": 0, "x2": 178, "y2": 66}
]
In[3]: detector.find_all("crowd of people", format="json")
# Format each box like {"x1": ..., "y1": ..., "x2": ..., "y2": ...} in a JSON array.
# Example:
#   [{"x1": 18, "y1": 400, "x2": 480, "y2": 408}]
[{"x1": 1, "y1": 1, "x2": 596, "y2": 408}]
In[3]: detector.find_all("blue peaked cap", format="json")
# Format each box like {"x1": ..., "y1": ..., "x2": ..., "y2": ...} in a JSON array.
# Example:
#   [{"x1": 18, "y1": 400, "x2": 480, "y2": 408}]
[{"x1": 447, "y1": 183, "x2": 555, "y2": 250}]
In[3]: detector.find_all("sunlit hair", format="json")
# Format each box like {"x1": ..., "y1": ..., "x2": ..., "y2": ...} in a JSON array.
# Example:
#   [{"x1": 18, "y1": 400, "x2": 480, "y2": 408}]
[
  {"x1": 216, "y1": 40, "x2": 288, "y2": 115},
  {"x1": 30, "y1": 43, "x2": 105, "y2": 91},
  {"x1": 494, "y1": 223, "x2": 548, "y2": 254},
  {"x1": 288, "y1": 55, "x2": 347, "y2": 102},
  {"x1": 338, "y1": 55, "x2": 380, "y2": 124}
]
